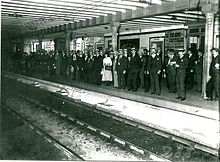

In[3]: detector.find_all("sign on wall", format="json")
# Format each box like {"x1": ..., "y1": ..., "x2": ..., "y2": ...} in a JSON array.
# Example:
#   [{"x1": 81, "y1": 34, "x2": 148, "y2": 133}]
[{"x1": 165, "y1": 29, "x2": 185, "y2": 51}]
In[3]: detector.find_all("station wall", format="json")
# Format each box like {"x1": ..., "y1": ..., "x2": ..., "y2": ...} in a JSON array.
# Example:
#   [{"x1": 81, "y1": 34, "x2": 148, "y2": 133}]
[{"x1": 104, "y1": 32, "x2": 166, "y2": 50}]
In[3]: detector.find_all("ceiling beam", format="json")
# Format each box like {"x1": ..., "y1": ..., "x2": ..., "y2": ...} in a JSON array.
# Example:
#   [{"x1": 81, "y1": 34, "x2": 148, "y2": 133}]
[
  {"x1": 1, "y1": 2, "x2": 116, "y2": 15},
  {"x1": 1, "y1": 0, "x2": 125, "y2": 13}
]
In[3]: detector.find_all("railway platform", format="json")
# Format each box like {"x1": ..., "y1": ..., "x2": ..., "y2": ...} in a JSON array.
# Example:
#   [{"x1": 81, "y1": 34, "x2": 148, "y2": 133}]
[
  {"x1": 3, "y1": 71, "x2": 220, "y2": 157},
  {"x1": 24, "y1": 71, "x2": 218, "y2": 119}
]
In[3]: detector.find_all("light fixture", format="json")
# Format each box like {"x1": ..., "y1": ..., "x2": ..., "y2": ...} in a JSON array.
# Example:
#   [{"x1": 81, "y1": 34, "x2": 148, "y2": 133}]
[
  {"x1": 104, "y1": 26, "x2": 108, "y2": 30},
  {"x1": 139, "y1": 0, "x2": 152, "y2": 4},
  {"x1": 171, "y1": 16, "x2": 177, "y2": 20},
  {"x1": 8, "y1": 13, "x2": 23, "y2": 18},
  {"x1": 125, "y1": 28, "x2": 129, "y2": 30}
]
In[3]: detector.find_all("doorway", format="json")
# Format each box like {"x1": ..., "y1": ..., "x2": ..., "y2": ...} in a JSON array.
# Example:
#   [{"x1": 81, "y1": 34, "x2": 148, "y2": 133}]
[{"x1": 149, "y1": 37, "x2": 165, "y2": 63}]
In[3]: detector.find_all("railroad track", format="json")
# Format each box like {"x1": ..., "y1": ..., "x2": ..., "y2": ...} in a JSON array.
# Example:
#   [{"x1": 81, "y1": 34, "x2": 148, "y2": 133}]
[
  {"x1": 2, "y1": 72, "x2": 219, "y2": 161},
  {"x1": 1, "y1": 103, "x2": 85, "y2": 161},
  {"x1": 14, "y1": 94, "x2": 169, "y2": 161},
  {"x1": 12, "y1": 92, "x2": 217, "y2": 161}
]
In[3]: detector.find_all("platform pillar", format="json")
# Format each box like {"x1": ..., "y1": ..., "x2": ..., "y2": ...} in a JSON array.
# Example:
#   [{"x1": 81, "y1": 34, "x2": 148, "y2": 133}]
[
  {"x1": 65, "y1": 31, "x2": 71, "y2": 56},
  {"x1": 38, "y1": 36, "x2": 42, "y2": 52},
  {"x1": 111, "y1": 22, "x2": 120, "y2": 53},
  {"x1": 201, "y1": 3, "x2": 218, "y2": 99}
]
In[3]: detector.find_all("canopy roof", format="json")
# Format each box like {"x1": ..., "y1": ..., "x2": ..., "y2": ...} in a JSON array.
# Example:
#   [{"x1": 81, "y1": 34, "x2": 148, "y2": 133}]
[{"x1": 1, "y1": 0, "x2": 214, "y2": 38}]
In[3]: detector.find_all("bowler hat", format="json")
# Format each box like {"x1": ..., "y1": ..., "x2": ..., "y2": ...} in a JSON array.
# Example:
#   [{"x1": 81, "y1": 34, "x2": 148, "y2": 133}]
[{"x1": 210, "y1": 47, "x2": 219, "y2": 52}]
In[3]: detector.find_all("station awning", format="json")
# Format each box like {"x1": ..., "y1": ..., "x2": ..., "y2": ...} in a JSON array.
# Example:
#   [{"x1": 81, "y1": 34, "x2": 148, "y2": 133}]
[{"x1": 1, "y1": 0, "x2": 208, "y2": 38}]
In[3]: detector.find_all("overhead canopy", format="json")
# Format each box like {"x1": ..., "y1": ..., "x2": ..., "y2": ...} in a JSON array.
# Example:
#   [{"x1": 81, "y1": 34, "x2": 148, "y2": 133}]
[{"x1": 1, "y1": 0, "x2": 211, "y2": 38}]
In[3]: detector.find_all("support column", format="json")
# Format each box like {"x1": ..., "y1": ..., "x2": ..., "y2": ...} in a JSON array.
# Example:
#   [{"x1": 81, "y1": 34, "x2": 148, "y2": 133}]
[
  {"x1": 38, "y1": 36, "x2": 42, "y2": 52},
  {"x1": 65, "y1": 31, "x2": 71, "y2": 56},
  {"x1": 20, "y1": 38, "x2": 25, "y2": 53},
  {"x1": 110, "y1": 22, "x2": 120, "y2": 52},
  {"x1": 202, "y1": 4, "x2": 217, "y2": 98}
]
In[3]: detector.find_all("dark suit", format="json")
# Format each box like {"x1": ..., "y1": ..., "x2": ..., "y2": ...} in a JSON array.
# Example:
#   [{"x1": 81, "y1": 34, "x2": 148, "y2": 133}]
[
  {"x1": 139, "y1": 56, "x2": 147, "y2": 88},
  {"x1": 116, "y1": 55, "x2": 128, "y2": 89},
  {"x1": 55, "y1": 52, "x2": 61, "y2": 78},
  {"x1": 77, "y1": 56, "x2": 85, "y2": 81},
  {"x1": 147, "y1": 54, "x2": 162, "y2": 95},
  {"x1": 87, "y1": 56, "x2": 95, "y2": 83},
  {"x1": 83, "y1": 56, "x2": 89, "y2": 82},
  {"x1": 144, "y1": 55, "x2": 151, "y2": 92},
  {"x1": 195, "y1": 56, "x2": 203, "y2": 91},
  {"x1": 176, "y1": 55, "x2": 188, "y2": 98},
  {"x1": 127, "y1": 54, "x2": 141, "y2": 91},
  {"x1": 186, "y1": 54, "x2": 196, "y2": 89},
  {"x1": 166, "y1": 55, "x2": 177, "y2": 92},
  {"x1": 208, "y1": 55, "x2": 219, "y2": 99},
  {"x1": 71, "y1": 55, "x2": 78, "y2": 80},
  {"x1": 61, "y1": 55, "x2": 68, "y2": 77},
  {"x1": 93, "y1": 55, "x2": 103, "y2": 85}
]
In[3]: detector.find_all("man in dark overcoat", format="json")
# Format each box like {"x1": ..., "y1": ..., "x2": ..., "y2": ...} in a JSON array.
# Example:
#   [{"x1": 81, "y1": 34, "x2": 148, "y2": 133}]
[
  {"x1": 147, "y1": 48, "x2": 162, "y2": 95},
  {"x1": 195, "y1": 49, "x2": 203, "y2": 92},
  {"x1": 207, "y1": 48, "x2": 219, "y2": 101},
  {"x1": 186, "y1": 48, "x2": 196, "y2": 89},
  {"x1": 116, "y1": 49, "x2": 128, "y2": 89},
  {"x1": 127, "y1": 48, "x2": 141, "y2": 92},
  {"x1": 175, "y1": 49, "x2": 188, "y2": 101},
  {"x1": 166, "y1": 49, "x2": 177, "y2": 93}
]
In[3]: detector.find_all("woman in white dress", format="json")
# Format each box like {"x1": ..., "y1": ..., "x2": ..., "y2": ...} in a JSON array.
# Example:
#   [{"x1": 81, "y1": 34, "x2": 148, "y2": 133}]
[{"x1": 102, "y1": 53, "x2": 113, "y2": 85}]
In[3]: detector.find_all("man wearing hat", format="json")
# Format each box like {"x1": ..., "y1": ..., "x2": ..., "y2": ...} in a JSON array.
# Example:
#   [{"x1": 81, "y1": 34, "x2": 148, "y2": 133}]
[
  {"x1": 116, "y1": 49, "x2": 128, "y2": 89},
  {"x1": 138, "y1": 49, "x2": 147, "y2": 89},
  {"x1": 127, "y1": 47, "x2": 141, "y2": 92},
  {"x1": 175, "y1": 49, "x2": 188, "y2": 101},
  {"x1": 186, "y1": 48, "x2": 197, "y2": 89},
  {"x1": 166, "y1": 49, "x2": 177, "y2": 93},
  {"x1": 93, "y1": 50, "x2": 103, "y2": 85},
  {"x1": 147, "y1": 48, "x2": 162, "y2": 95},
  {"x1": 195, "y1": 49, "x2": 203, "y2": 92},
  {"x1": 123, "y1": 48, "x2": 129, "y2": 88},
  {"x1": 208, "y1": 48, "x2": 219, "y2": 100}
]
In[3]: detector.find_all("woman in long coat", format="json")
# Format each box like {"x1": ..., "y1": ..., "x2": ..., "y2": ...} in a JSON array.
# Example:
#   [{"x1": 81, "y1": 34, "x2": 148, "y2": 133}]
[{"x1": 102, "y1": 53, "x2": 113, "y2": 85}]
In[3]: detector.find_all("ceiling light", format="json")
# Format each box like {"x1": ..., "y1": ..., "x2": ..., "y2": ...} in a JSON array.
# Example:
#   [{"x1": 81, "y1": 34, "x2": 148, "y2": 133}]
[
  {"x1": 8, "y1": 13, "x2": 23, "y2": 18},
  {"x1": 171, "y1": 16, "x2": 177, "y2": 20}
]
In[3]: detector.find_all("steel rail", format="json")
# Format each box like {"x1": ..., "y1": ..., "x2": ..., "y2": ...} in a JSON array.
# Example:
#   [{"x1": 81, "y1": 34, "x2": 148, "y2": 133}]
[
  {"x1": 15, "y1": 94, "x2": 170, "y2": 161},
  {"x1": 1, "y1": 103, "x2": 85, "y2": 161}
]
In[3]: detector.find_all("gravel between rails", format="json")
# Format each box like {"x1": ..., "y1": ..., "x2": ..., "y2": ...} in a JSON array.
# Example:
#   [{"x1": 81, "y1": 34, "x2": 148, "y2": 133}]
[{"x1": 4, "y1": 96, "x2": 151, "y2": 161}]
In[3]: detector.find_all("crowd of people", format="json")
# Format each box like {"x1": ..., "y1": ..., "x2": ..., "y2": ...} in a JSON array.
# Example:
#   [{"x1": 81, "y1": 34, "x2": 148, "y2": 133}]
[{"x1": 9, "y1": 46, "x2": 219, "y2": 102}]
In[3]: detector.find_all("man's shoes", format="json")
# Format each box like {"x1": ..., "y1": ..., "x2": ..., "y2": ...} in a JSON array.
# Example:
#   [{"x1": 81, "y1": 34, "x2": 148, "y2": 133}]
[
  {"x1": 128, "y1": 89, "x2": 131, "y2": 91},
  {"x1": 132, "y1": 89, "x2": 137, "y2": 92},
  {"x1": 204, "y1": 97, "x2": 211, "y2": 101},
  {"x1": 176, "y1": 97, "x2": 181, "y2": 99},
  {"x1": 181, "y1": 98, "x2": 186, "y2": 101},
  {"x1": 151, "y1": 92, "x2": 155, "y2": 95}
]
